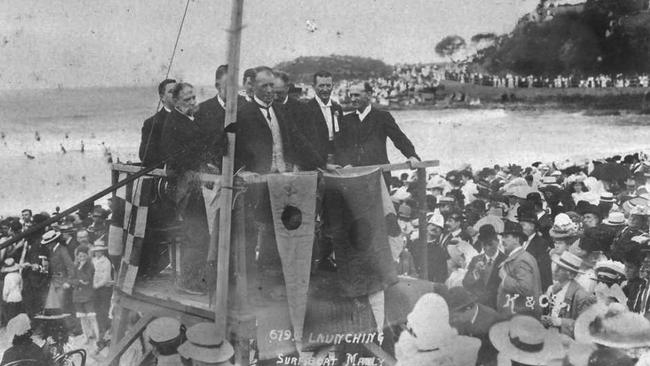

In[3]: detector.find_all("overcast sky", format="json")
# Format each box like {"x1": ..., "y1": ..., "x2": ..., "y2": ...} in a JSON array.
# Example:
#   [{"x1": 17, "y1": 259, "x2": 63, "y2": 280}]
[{"x1": 0, "y1": 0, "x2": 540, "y2": 90}]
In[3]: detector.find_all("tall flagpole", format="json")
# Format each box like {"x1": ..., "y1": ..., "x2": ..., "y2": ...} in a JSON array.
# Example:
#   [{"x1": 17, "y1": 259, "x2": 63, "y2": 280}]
[{"x1": 215, "y1": 0, "x2": 244, "y2": 341}]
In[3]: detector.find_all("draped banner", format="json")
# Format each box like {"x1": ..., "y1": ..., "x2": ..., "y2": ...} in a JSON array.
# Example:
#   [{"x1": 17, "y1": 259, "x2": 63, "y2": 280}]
[
  {"x1": 268, "y1": 172, "x2": 318, "y2": 342},
  {"x1": 322, "y1": 168, "x2": 398, "y2": 299}
]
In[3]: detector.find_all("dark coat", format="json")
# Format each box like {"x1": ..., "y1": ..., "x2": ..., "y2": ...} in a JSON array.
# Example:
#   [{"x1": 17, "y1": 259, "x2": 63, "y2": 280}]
[
  {"x1": 139, "y1": 108, "x2": 169, "y2": 167},
  {"x1": 339, "y1": 107, "x2": 419, "y2": 167},
  {"x1": 234, "y1": 101, "x2": 324, "y2": 174},
  {"x1": 160, "y1": 109, "x2": 221, "y2": 174},
  {"x1": 48, "y1": 243, "x2": 75, "y2": 286},
  {"x1": 463, "y1": 251, "x2": 507, "y2": 309},
  {"x1": 304, "y1": 98, "x2": 345, "y2": 165},
  {"x1": 195, "y1": 95, "x2": 231, "y2": 171},
  {"x1": 72, "y1": 260, "x2": 95, "y2": 303},
  {"x1": 0, "y1": 342, "x2": 51, "y2": 366},
  {"x1": 454, "y1": 304, "x2": 505, "y2": 366},
  {"x1": 526, "y1": 233, "x2": 553, "y2": 291}
]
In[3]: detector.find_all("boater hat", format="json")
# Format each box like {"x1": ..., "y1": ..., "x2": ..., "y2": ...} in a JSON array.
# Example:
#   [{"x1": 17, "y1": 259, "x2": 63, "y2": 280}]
[
  {"x1": 1, "y1": 258, "x2": 20, "y2": 273},
  {"x1": 41, "y1": 230, "x2": 61, "y2": 245},
  {"x1": 551, "y1": 251, "x2": 583, "y2": 274},
  {"x1": 177, "y1": 322, "x2": 234, "y2": 364},
  {"x1": 34, "y1": 308, "x2": 71, "y2": 320},
  {"x1": 490, "y1": 315, "x2": 563, "y2": 365},
  {"x1": 602, "y1": 211, "x2": 626, "y2": 226}
]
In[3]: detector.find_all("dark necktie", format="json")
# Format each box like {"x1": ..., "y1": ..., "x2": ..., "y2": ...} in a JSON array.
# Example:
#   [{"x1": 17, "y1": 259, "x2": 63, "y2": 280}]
[{"x1": 256, "y1": 102, "x2": 272, "y2": 122}]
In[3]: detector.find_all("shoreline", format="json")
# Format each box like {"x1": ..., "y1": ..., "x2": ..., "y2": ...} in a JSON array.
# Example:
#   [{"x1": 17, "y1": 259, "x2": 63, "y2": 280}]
[{"x1": 378, "y1": 80, "x2": 650, "y2": 114}]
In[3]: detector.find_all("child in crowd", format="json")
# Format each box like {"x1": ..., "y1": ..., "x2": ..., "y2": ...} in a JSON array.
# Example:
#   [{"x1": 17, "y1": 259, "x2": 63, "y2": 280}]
[
  {"x1": 2, "y1": 258, "x2": 24, "y2": 322},
  {"x1": 72, "y1": 245, "x2": 99, "y2": 344},
  {"x1": 91, "y1": 240, "x2": 113, "y2": 349}
]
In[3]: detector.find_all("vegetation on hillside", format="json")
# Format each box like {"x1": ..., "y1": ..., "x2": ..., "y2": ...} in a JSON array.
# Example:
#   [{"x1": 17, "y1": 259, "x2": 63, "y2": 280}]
[
  {"x1": 274, "y1": 55, "x2": 393, "y2": 83},
  {"x1": 467, "y1": 0, "x2": 650, "y2": 76}
]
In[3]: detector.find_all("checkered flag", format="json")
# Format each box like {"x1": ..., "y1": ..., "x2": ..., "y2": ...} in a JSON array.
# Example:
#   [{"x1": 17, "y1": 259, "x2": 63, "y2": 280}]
[{"x1": 109, "y1": 174, "x2": 154, "y2": 294}]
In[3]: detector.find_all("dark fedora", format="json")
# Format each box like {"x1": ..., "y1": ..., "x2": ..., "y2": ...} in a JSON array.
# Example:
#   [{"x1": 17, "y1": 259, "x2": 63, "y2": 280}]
[{"x1": 446, "y1": 287, "x2": 477, "y2": 312}]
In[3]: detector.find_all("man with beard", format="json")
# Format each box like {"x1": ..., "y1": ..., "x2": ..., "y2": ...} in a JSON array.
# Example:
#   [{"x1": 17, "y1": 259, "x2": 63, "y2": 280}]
[
  {"x1": 160, "y1": 82, "x2": 218, "y2": 294},
  {"x1": 139, "y1": 78, "x2": 176, "y2": 167},
  {"x1": 303, "y1": 71, "x2": 345, "y2": 167}
]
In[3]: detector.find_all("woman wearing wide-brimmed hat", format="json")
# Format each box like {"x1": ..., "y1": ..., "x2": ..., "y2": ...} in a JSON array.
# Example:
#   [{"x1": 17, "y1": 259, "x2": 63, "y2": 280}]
[
  {"x1": 574, "y1": 302, "x2": 650, "y2": 358},
  {"x1": 395, "y1": 293, "x2": 481, "y2": 366},
  {"x1": 1, "y1": 313, "x2": 51, "y2": 366}
]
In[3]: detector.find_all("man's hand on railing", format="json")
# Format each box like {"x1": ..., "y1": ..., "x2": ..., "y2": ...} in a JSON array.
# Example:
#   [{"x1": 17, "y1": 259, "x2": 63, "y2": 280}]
[
  {"x1": 407, "y1": 156, "x2": 420, "y2": 168},
  {"x1": 237, "y1": 171, "x2": 260, "y2": 182},
  {"x1": 325, "y1": 163, "x2": 342, "y2": 171}
]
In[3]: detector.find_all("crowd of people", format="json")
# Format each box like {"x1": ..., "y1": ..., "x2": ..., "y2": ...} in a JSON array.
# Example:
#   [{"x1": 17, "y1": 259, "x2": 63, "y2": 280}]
[
  {"x1": 385, "y1": 152, "x2": 650, "y2": 365},
  {"x1": 0, "y1": 205, "x2": 115, "y2": 363},
  {"x1": 2, "y1": 62, "x2": 650, "y2": 366}
]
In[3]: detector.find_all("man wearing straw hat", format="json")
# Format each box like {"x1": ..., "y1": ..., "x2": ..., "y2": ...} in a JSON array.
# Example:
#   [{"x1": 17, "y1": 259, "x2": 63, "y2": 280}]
[
  {"x1": 489, "y1": 315, "x2": 564, "y2": 366},
  {"x1": 178, "y1": 322, "x2": 234, "y2": 366},
  {"x1": 541, "y1": 251, "x2": 595, "y2": 337},
  {"x1": 41, "y1": 230, "x2": 74, "y2": 313},
  {"x1": 90, "y1": 239, "x2": 113, "y2": 349}
]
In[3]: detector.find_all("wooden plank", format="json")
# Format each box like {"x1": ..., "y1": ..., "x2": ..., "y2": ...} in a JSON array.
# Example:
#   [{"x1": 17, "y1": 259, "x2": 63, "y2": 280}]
[
  {"x1": 215, "y1": 0, "x2": 245, "y2": 343},
  {"x1": 117, "y1": 292, "x2": 214, "y2": 326},
  {"x1": 416, "y1": 167, "x2": 428, "y2": 280},
  {"x1": 105, "y1": 314, "x2": 154, "y2": 366},
  {"x1": 241, "y1": 160, "x2": 440, "y2": 184},
  {"x1": 108, "y1": 304, "x2": 130, "y2": 366},
  {"x1": 110, "y1": 163, "x2": 221, "y2": 183}
]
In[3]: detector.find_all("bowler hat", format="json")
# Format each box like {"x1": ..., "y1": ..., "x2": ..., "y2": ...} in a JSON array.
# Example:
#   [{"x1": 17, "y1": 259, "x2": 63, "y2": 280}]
[
  {"x1": 502, "y1": 221, "x2": 527, "y2": 241},
  {"x1": 477, "y1": 224, "x2": 498, "y2": 243}
]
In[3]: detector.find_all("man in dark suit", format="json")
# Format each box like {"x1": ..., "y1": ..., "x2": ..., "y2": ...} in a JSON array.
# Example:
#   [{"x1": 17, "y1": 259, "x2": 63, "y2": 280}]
[
  {"x1": 235, "y1": 67, "x2": 337, "y2": 294},
  {"x1": 518, "y1": 208, "x2": 553, "y2": 292},
  {"x1": 234, "y1": 66, "x2": 327, "y2": 175},
  {"x1": 272, "y1": 70, "x2": 315, "y2": 169},
  {"x1": 463, "y1": 224, "x2": 507, "y2": 309},
  {"x1": 339, "y1": 82, "x2": 420, "y2": 171},
  {"x1": 160, "y1": 82, "x2": 217, "y2": 294},
  {"x1": 303, "y1": 71, "x2": 345, "y2": 166},
  {"x1": 139, "y1": 79, "x2": 176, "y2": 167},
  {"x1": 447, "y1": 287, "x2": 506, "y2": 366},
  {"x1": 195, "y1": 64, "x2": 246, "y2": 172}
]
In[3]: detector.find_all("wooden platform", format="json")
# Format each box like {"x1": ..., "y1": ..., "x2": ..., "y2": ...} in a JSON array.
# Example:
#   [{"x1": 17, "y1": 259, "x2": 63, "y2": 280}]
[{"x1": 118, "y1": 269, "x2": 436, "y2": 361}]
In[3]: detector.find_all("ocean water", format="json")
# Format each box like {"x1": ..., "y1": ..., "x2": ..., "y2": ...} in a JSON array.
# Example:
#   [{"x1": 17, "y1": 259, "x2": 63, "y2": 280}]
[{"x1": 1, "y1": 86, "x2": 650, "y2": 216}]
